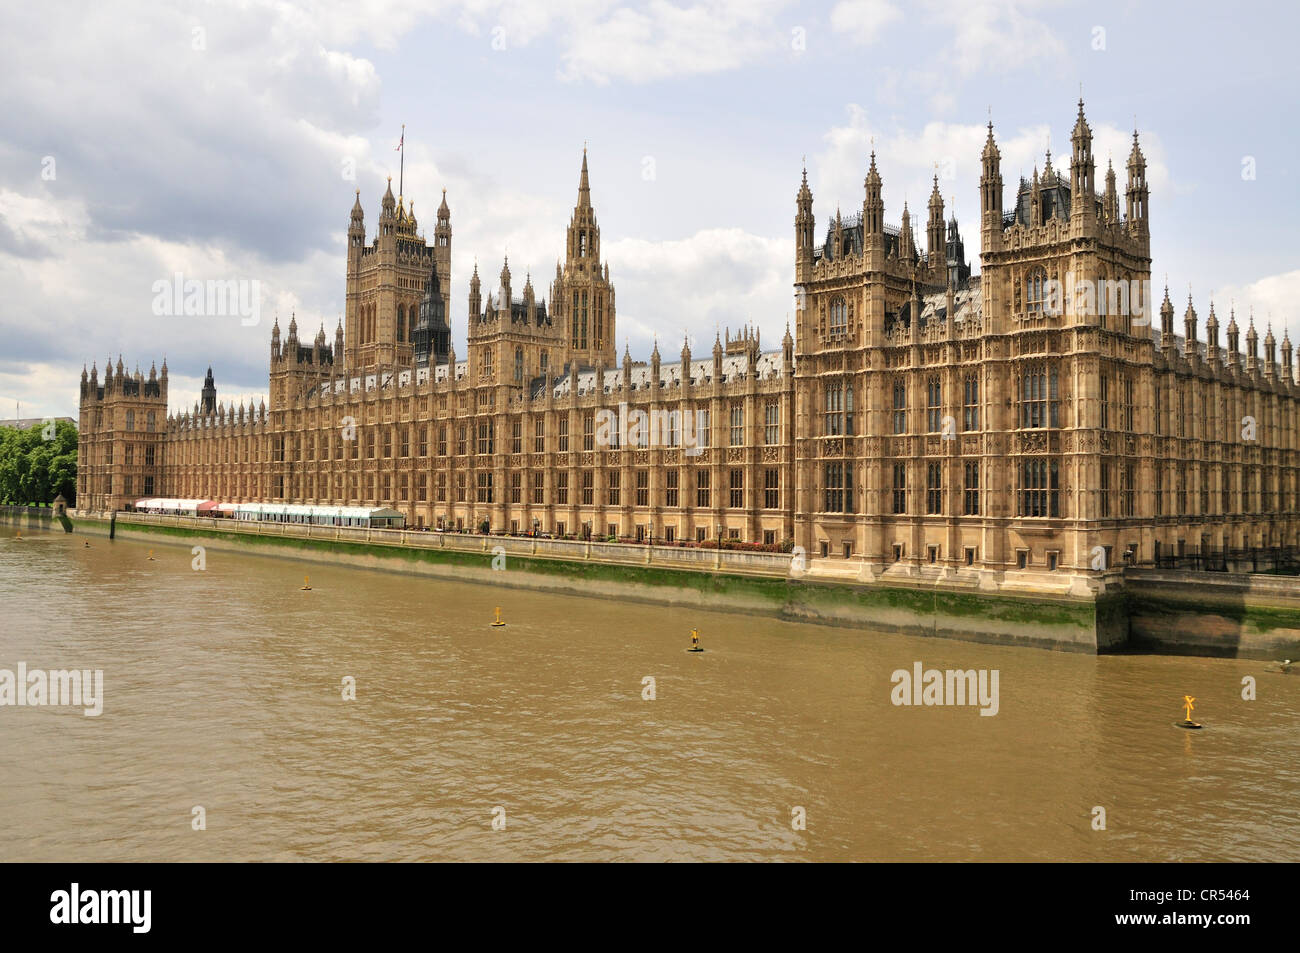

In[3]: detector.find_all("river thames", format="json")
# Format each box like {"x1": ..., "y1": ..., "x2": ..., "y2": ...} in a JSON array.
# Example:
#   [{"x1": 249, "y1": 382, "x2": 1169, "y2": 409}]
[{"x1": 2, "y1": 526, "x2": 1297, "y2": 861}]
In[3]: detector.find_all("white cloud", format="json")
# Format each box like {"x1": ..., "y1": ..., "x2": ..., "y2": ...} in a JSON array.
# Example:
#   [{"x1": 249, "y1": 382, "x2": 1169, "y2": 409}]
[
  {"x1": 607, "y1": 228, "x2": 789, "y2": 352},
  {"x1": 558, "y1": 0, "x2": 791, "y2": 84},
  {"x1": 829, "y1": 0, "x2": 901, "y2": 46},
  {"x1": 929, "y1": 0, "x2": 1066, "y2": 76}
]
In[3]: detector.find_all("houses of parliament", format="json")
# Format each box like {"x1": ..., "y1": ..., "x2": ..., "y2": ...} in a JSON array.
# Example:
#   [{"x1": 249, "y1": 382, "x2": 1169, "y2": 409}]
[{"x1": 77, "y1": 102, "x2": 1300, "y2": 584}]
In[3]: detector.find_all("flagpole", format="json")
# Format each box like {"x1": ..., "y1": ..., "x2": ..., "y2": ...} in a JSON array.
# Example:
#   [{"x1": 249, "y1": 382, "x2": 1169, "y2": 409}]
[{"x1": 399, "y1": 123, "x2": 405, "y2": 197}]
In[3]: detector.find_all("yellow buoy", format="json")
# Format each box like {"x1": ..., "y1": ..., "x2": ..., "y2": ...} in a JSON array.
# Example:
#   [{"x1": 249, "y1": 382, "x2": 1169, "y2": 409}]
[
  {"x1": 688, "y1": 627, "x2": 704, "y2": 652},
  {"x1": 14, "y1": 531, "x2": 22, "y2": 540},
  {"x1": 491, "y1": 606, "x2": 506, "y2": 627},
  {"x1": 84, "y1": 540, "x2": 90, "y2": 548},
  {"x1": 301, "y1": 575, "x2": 312, "y2": 591},
  {"x1": 147, "y1": 549, "x2": 156, "y2": 561},
  {"x1": 1175, "y1": 694, "x2": 1202, "y2": 729}
]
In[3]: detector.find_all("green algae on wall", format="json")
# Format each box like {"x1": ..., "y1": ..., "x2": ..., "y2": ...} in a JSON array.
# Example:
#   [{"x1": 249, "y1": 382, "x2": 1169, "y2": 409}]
[{"x1": 94, "y1": 517, "x2": 1102, "y2": 641}]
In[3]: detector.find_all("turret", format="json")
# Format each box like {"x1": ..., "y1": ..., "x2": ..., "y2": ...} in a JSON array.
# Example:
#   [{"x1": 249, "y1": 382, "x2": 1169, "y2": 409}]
[
  {"x1": 979, "y1": 122, "x2": 1003, "y2": 251},
  {"x1": 1264, "y1": 322, "x2": 1276, "y2": 379},
  {"x1": 897, "y1": 201, "x2": 915, "y2": 261},
  {"x1": 348, "y1": 190, "x2": 365, "y2": 256},
  {"x1": 782, "y1": 321, "x2": 794, "y2": 373},
  {"x1": 1126, "y1": 131, "x2": 1148, "y2": 236},
  {"x1": 1246, "y1": 313, "x2": 1259, "y2": 373},
  {"x1": 650, "y1": 339, "x2": 661, "y2": 384},
  {"x1": 1282, "y1": 330, "x2": 1293, "y2": 383},
  {"x1": 335, "y1": 319, "x2": 344, "y2": 360},
  {"x1": 468, "y1": 262, "x2": 482, "y2": 319},
  {"x1": 1069, "y1": 98, "x2": 1096, "y2": 230},
  {"x1": 1226, "y1": 307, "x2": 1240, "y2": 366},
  {"x1": 680, "y1": 337, "x2": 692, "y2": 382},
  {"x1": 863, "y1": 151, "x2": 883, "y2": 238},
  {"x1": 498, "y1": 258, "x2": 512, "y2": 313},
  {"x1": 1205, "y1": 301, "x2": 1219, "y2": 363},
  {"x1": 1102, "y1": 159, "x2": 1119, "y2": 223},
  {"x1": 795, "y1": 165, "x2": 815, "y2": 278},
  {"x1": 926, "y1": 175, "x2": 945, "y2": 267},
  {"x1": 1184, "y1": 296, "x2": 1198, "y2": 356},
  {"x1": 712, "y1": 333, "x2": 723, "y2": 382}
]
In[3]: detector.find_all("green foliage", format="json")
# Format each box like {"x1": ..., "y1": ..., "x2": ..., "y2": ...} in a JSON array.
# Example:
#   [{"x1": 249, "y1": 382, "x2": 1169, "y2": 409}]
[{"x1": 0, "y1": 420, "x2": 77, "y2": 505}]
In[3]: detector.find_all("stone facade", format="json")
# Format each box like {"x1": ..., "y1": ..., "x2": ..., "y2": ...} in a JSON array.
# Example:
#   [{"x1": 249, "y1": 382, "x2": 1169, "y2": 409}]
[{"x1": 77, "y1": 103, "x2": 1300, "y2": 583}]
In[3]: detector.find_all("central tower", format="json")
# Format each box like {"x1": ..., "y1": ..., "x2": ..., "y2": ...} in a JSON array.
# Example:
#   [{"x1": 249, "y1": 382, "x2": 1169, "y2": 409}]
[{"x1": 551, "y1": 149, "x2": 616, "y2": 371}]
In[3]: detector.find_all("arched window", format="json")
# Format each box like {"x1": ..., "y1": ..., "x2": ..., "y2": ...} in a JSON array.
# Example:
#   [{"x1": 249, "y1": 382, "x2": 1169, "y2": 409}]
[
  {"x1": 1019, "y1": 361, "x2": 1060, "y2": 428},
  {"x1": 829, "y1": 297, "x2": 847, "y2": 336},
  {"x1": 1026, "y1": 268, "x2": 1048, "y2": 314},
  {"x1": 515, "y1": 347, "x2": 524, "y2": 382},
  {"x1": 396, "y1": 305, "x2": 405, "y2": 343},
  {"x1": 540, "y1": 351, "x2": 549, "y2": 375}
]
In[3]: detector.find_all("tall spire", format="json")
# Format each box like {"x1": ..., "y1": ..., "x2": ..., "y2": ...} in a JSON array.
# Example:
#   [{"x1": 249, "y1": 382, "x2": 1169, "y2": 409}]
[{"x1": 578, "y1": 145, "x2": 591, "y2": 208}]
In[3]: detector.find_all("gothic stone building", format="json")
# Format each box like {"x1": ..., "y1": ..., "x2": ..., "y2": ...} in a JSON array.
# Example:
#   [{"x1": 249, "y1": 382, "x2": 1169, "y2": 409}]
[{"x1": 78, "y1": 104, "x2": 1300, "y2": 585}]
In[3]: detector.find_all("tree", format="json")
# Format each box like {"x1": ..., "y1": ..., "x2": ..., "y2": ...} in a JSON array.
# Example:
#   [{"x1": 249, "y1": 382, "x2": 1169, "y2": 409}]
[{"x1": 0, "y1": 421, "x2": 77, "y2": 505}]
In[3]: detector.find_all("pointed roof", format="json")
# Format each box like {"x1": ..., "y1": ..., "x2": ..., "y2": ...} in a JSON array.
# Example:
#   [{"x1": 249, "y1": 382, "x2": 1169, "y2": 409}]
[
  {"x1": 982, "y1": 120, "x2": 999, "y2": 159},
  {"x1": 1072, "y1": 97, "x2": 1090, "y2": 140},
  {"x1": 577, "y1": 147, "x2": 591, "y2": 208},
  {"x1": 1128, "y1": 129, "x2": 1145, "y2": 168}
]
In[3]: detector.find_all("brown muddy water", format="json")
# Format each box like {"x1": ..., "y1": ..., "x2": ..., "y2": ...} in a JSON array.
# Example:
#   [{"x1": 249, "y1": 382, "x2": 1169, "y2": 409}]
[{"x1": 1, "y1": 526, "x2": 1297, "y2": 861}]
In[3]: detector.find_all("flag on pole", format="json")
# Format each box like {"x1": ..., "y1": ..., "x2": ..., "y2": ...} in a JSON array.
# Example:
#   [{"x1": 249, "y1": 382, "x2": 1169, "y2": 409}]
[{"x1": 395, "y1": 130, "x2": 403, "y2": 151}]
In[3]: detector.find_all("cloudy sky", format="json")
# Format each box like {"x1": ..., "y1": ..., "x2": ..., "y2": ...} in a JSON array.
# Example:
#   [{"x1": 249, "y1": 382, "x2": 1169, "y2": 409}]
[{"x1": 2, "y1": 0, "x2": 1297, "y2": 417}]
